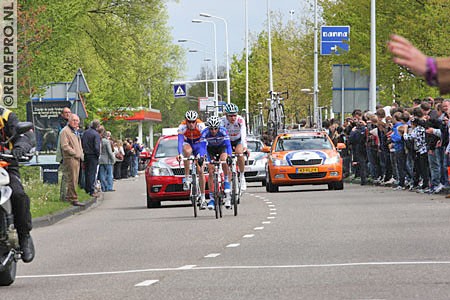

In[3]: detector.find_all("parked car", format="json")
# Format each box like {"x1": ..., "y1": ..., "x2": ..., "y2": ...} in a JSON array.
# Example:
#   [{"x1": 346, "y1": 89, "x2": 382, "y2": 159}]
[
  {"x1": 145, "y1": 134, "x2": 208, "y2": 208},
  {"x1": 263, "y1": 129, "x2": 345, "y2": 192},
  {"x1": 244, "y1": 137, "x2": 267, "y2": 186}
]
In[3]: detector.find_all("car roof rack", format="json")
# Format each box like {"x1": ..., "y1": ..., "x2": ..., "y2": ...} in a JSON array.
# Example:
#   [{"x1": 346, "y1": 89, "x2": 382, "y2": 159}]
[{"x1": 282, "y1": 128, "x2": 325, "y2": 133}]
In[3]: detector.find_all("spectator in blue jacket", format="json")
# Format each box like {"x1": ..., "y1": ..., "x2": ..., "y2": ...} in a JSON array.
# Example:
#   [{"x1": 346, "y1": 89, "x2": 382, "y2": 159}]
[{"x1": 390, "y1": 112, "x2": 407, "y2": 189}]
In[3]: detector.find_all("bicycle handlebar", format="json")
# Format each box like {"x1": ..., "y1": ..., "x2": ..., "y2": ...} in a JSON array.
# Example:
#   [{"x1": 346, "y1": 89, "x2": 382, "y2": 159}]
[
  {"x1": 0, "y1": 151, "x2": 34, "y2": 163},
  {"x1": 268, "y1": 90, "x2": 289, "y2": 98}
]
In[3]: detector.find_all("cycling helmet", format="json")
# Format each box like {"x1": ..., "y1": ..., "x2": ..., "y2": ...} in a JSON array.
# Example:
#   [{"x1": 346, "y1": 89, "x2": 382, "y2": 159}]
[
  {"x1": 185, "y1": 110, "x2": 198, "y2": 121},
  {"x1": 224, "y1": 103, "x2": 239, "y2": 114},
  {"x1": 206, "y1": 116, "x2": 221, "y2": 128}
]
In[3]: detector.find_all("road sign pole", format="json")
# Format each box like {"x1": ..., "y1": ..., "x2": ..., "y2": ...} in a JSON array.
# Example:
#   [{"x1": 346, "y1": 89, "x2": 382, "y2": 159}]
[
  {"x1": 313, "y1": 0, "x2": 319, "y2": 128},
  {"x1": 341, "y1": 64, "x2": 345, "y2": 125}
]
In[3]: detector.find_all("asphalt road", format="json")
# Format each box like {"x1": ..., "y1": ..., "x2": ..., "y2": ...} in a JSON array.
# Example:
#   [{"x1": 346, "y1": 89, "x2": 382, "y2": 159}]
[{"x1": 3, "y1": 176, "x2": 450, "y2": 299}]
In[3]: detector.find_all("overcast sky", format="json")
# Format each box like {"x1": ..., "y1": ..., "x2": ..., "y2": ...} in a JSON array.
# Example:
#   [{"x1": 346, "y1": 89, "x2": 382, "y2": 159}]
[{"x1": 165, "y1": 0, "x2": 309, "y2": 80}]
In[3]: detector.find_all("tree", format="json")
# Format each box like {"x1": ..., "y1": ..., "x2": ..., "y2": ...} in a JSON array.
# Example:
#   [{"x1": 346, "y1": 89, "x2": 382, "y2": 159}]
[
  {"x1": 320, "y1": 0, "x2": 450, "y2": 105},
  {"x1": 18, "y1": 0, "x2": 184, "y2": 133}
]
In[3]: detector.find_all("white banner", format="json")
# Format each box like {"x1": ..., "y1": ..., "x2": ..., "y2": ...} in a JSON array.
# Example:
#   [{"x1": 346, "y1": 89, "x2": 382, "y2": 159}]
[{"x1": 198, "y1": 97, "x2": 215, "y2": 112}]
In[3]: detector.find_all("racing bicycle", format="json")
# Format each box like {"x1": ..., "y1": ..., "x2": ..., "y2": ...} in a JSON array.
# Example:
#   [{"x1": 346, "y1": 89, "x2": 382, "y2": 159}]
[
  {"x1": 228, "y1": 154, "x2": 244, "y2": 216},
  {"x1": 266, "y1": 90, "x2": 288, "y2": 142},
  {"x1": 209, "y1": 156, "x2": 226, "y2": 219},
  {"x1": 183, "y1": 155, "x2": 204, "y2": 218}
]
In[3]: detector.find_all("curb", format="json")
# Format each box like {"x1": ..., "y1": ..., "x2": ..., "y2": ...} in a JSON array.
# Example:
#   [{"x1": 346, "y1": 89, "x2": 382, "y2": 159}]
[{"x1": 32, "y1": 196, "x2": 101, "y2": 229}]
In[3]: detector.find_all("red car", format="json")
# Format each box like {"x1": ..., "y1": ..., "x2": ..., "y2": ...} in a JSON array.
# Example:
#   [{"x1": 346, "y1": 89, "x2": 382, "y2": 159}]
[{"x1": 145, "y1": 134, "x2": 208, "y2": 208}]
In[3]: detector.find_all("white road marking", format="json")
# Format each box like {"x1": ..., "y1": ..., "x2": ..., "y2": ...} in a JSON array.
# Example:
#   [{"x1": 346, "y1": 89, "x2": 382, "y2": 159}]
[
  {"x1": 268, "y1": 204, "x2": 275, "y2": 207},
  {"x1": 270, "y1": 208, "x2": 277, "y2": 211},
  {"x1": 270, "y1": 212, "x2": 277, "y2": 215},
  {"x1": 18, "y1": 261, "x2": 450, "y2": 279},
  {"x1": 262, "y1": 221, "x2": 271, "y2": 224},
  {"x1": 243, "y1": 234, "x2": 254, "y2": 238},
  {"x1": 178, "y1": 265, "x2": 196, "y2": 270},
  {"x1": 135, "y1": 280, "x2": 158, "y2": 287},
  {"x1": 266, "y1": 201, "x2": 272, "y2": 204},
  {"x1": 254, "y1": 227, "x2": 264, "y2": 230},
  {"x1": 267, "y1": 216, "x2": 276, "y2": 219},
  {"x1": 226, "y1": 243, "x2": 240, "y2": 248},
  {"x1": 205, "y1": 253, "x2": 221, "y2": 258}
]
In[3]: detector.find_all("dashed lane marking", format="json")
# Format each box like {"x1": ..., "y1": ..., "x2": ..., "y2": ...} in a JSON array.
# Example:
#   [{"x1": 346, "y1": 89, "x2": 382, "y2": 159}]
[
  {"x1": 178, "y1": 265, "x2": 196, "y2": 270},
  {"x1": 267, "y1": 216, "x2": 276, "y2": 219},
  {"x1": 270, "y1": 208, "x2": 277, "y2": 211},
  {"x1": 243, "y1": 234, "x2": 254, "y2": 238},
  {"x1": 268, "y1": 205, "x2": 275, "y2": 207},
  {"x1": 254, "y1": 227, "x2": 264, "y2": 230},
  {"x1": 270, "y1": 212, "x2": 277, "y2": 215},
  {"x1": 226, "y1": 243, "x2": 240, "y2": 248},
  {"x1": 135, "y1": 280, "x2": 159, "y2": 287},
  {"x1": 205, "y1": 253, "x2": 221, "y2": 258},
  {"x1": 262, "y1": 221, "x2": 271, "y2": 224}
]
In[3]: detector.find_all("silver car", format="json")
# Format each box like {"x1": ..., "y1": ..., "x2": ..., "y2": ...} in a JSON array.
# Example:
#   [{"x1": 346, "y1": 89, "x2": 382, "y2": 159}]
[{"x1": 244, "y1": 137, "x2": 268, "y2": 186}]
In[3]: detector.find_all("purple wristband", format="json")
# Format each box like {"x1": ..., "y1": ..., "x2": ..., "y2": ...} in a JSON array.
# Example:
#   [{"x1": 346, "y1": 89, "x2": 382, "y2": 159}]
[{"x1": 426, "y1": 57, "x2": 438, "y2": 86}]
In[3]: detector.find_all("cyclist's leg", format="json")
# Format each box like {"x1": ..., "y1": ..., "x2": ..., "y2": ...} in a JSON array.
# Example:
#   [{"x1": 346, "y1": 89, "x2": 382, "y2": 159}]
[
  {"x1": 182, "y1": 143, "x2": 193, "y2": 178},
  {"x1": 206, "y1": 147, "x2": 216, "y2": 209},
  {"x1": 220, "y1": 150, "x2": 231, "y2": 189},
  {"x1": 234, "y1": 142, "x2": 247, "y2": 190},
  {"x1": 192, "y1": 143, "x2": 206, "y2": 200},
  {"x1": 220, "y1": 150, "x2": 232, "y2": 208},
  {"x1": 234, "y1": 143, "x2": 245, "y2": 173}
]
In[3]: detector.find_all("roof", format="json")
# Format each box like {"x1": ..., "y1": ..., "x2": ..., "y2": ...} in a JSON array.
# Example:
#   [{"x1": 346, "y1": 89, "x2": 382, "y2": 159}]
[{"x1": 102, "y1": 109, "x2": 162, "y2": 122}]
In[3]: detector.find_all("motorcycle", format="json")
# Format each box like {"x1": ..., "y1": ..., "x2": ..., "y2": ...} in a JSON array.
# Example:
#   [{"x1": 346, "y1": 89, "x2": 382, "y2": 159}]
[{"x1": 0, "y1": 122, "x2": 34, "y2": 286}]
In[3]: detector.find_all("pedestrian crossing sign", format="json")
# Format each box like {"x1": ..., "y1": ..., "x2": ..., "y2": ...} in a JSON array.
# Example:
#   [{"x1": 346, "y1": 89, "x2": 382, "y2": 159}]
[{"x1": 173, "y1": 84, "x2": 187, "y2": 98}]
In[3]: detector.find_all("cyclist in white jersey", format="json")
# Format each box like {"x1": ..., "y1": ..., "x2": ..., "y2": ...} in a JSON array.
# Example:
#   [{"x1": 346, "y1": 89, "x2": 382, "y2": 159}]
[{"x1": 221, "y1": 103, "x2": 248, "y2": 190}]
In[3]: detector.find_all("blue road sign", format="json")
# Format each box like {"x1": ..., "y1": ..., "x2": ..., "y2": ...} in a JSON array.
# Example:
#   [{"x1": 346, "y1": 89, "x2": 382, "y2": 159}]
[
  {"x1": 173, "y1": 84, "x2": 187, "y2": 98},
  {"x1": 321, "y1": 26, "x2": 350, "y2": 55}
]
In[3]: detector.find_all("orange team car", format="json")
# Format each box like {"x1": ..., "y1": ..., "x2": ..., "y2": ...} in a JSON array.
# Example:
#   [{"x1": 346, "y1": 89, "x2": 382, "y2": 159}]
[{"x1": 263, "y1": 129, "x2": 345, "y2": 192}]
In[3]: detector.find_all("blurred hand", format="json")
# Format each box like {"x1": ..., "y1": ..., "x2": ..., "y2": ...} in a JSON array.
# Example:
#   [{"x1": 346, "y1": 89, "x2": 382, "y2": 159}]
[
  {"x1": 176, "y1": 155, "x2": 182, "y2": 162},
  {"x1": 12, "y1": 147, "x2": 24, "y2": 160},
  {"x1": 388, "y1": 34, "x2": 427, "y2": 76}
]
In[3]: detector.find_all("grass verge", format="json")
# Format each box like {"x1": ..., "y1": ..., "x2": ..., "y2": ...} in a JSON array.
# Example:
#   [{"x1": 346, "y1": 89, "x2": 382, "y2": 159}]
[{"x1": 21, "y1": 166, "x2": 91, "y2": 219}]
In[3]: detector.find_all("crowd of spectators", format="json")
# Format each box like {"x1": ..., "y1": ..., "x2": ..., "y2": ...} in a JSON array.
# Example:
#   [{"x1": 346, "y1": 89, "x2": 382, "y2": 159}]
[
  {"x1": 57, "y1": 107, "x2": 147, "y2": 203},
  {"x1": 323, "y1": 97, "x2": 450, "y2": 196}
]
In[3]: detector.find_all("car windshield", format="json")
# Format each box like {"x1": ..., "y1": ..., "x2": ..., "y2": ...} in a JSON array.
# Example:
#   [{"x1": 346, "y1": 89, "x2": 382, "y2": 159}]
[
  {"x1": 275, "y1": 136, "x2": 332, "y2": 151},
  {"x1": 154, "y1": 139, "x2": 178, "y2": 158},
  {"x1": 247, "y1": 140, "x2": 263, "y2": 152}
]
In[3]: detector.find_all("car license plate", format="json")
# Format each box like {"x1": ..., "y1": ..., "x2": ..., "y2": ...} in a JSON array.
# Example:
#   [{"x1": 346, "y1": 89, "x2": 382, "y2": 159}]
[{"x1": 296, "y1": 167, "x2": 318, "y2": 173}]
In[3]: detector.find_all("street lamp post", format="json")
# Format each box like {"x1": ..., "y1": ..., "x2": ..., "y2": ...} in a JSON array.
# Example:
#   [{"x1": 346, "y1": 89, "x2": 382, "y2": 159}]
[
  {"x1": 245, "y1": 0, "x2": 249, "y2": 128},
  {"x1": 192, "y1": 19, "x2": 219, "y2": 115},
  {"x1": 313, "y1": 0, "x2": 319, "y2": 128},
  {"x1": 178, "y1": 39, "x2": 211, "y2": 98},
  {"x1": 199, "y1": 13, "x2": 230, "y2": 104},
  {"x1": 188, "y1": 49, "x2": 211, "y2": 98},
  {"x1": 267, "y1": 0, "x2": 274, "y2": 92}
]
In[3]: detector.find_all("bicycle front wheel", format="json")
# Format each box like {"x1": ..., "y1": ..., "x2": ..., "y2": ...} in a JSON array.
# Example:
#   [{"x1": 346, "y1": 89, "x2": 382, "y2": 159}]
[
  {"x1": 191, "y1": 174, "x2": 198, "y2": 218},
  {"x1": 278, "y1": 103, "x2": 285, "y2": 130},
  {"x1": 231, "y1": 172, "x2": 238, "y2": 216},
  {"x1": 214, "y1": 173, "x2": 220, "y2": 219}
]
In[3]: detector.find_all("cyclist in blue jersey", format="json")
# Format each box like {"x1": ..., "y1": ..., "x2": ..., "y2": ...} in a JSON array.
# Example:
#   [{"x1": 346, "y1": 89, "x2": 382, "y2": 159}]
[
  {"x1": 200, "y1": 115, "x2": 233, "y2": 210},
  {"x1": 176, "y1": 110, "x2": 207, "y2": 208}
]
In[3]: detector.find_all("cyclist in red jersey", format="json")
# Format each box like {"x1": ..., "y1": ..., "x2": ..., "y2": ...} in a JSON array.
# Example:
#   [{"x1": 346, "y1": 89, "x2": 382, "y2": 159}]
[{"x1": 176, "y1": 111, "x2": 207, "y2": 208}]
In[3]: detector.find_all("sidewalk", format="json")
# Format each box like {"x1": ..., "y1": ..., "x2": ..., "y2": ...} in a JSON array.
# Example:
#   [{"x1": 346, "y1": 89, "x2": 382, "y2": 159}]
[
  {"x1": 31, "y1": 170, "x2": 144, "y2": 228},
  {"x1": 32, "y1": 194, "x2": 102, "y2": 228}
]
